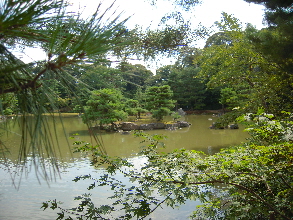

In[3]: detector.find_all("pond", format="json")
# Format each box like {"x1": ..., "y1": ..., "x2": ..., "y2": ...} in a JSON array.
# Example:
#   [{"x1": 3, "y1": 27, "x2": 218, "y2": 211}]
[{"x1": 0, "y1": 115, "x2": 249, "y2": 219}]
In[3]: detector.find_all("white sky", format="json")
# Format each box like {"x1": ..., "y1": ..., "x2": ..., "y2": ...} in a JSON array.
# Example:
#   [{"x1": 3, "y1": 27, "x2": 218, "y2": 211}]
[
  {"x1": 75, "y1": 0, "x2": 266, "y2": 30},
  {"x1": 19, "y1": 0, "x2": 266, "y2": 71},
  {"x1": 115, "y1": 0, "x2": 266, "y2": 70},
  {"x1": 119, "y1": 0, "x2": 266, "y2": 29}
]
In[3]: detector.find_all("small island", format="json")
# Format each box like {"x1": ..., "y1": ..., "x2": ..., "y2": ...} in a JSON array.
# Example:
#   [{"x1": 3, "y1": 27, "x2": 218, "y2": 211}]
[{"x1": 117, "y1": 120, "x2": 191, "y2": 132}]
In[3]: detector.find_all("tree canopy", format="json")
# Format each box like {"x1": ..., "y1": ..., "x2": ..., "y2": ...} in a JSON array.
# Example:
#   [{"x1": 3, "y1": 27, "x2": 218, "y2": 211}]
[
  {"x1": 197, "y1": 12, "x2": 293, "y2": 115},
  {"x1": 82, "y1": 88, "x2": 127, "y2": 129}
]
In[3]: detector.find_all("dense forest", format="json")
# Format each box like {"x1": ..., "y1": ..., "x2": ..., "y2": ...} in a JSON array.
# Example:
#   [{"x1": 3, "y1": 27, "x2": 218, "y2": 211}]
[{"x1": 1, "y1": 0, "x2": 293, "y2": 219}]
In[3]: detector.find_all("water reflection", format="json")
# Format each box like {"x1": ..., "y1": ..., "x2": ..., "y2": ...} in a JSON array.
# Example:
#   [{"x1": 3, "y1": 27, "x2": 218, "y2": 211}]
[{"x1": 0, "y1": 115, "x2": 249, "y2": 219}]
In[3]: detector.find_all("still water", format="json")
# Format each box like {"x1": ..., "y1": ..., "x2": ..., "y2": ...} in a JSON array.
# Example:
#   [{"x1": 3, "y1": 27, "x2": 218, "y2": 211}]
[{"x1": 0, "y1": 115, "x2": 249, "y2": 219}]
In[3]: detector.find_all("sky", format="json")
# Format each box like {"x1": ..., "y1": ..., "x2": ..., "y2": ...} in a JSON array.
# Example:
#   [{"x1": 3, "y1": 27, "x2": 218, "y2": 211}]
[
  {"x1": 114, "y1": 0, "x2": 267, "y2": 70},
  {"x1": 19, "y1": 0, "x2": 267, "y2": 71},
  {"x1": 74, "y1": 0, "x2": 266, "y2": 30},
  {"x1": 118, "y1": 0, "x2": 266, "y2": 29}
]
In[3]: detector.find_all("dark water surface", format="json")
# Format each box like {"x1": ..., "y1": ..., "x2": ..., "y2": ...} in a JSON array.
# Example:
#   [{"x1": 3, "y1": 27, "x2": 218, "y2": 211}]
[{"x1": 0, "y1": 115, "x2": 249, "y2": 219}]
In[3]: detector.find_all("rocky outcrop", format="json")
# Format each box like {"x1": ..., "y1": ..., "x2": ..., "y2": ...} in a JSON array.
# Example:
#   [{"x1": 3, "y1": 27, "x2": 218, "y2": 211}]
[
  {"x1": 209, "y1": 122, "x2": 225, "y2": 129},
  {"x1": 209, "y1": 122, "x2": 239, "y2": 129},
  {"x1": 120, "y1": 122, "x2": 140, "y2": 131},
  {"x1": 149, "y1": 122, "x2": 166, "y2": 129},
  {"x1": 165, "y1": 123, "x2": 178, "y2": 130},
  {"x1": 119, "y1": 121, "x2": 191, "y2": 131},
  {"x1": 229, "y1": 124, "x2": 239, "y2": 129},
  {"x1": 175, "y1": 121, "x2": 190, "y2": 128},
  {"x1": 139, "y1": 123, "x2": 154, "y2": 130}
]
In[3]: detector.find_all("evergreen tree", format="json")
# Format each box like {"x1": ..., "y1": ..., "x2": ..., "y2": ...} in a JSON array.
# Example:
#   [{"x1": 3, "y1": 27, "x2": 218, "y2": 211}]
[
  {"x1": 145, "y1": 85, "x2": 175, "y2": 121},
  {"x1": 82, "y1": 88, "x2": 127, "y2": 129}
]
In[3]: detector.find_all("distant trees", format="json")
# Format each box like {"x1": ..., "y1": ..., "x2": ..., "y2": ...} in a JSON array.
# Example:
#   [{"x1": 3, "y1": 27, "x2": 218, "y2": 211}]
[
  {"x1": 167, "y1": 66, "x2": 208, "y2": 110},
  {"x1": 149, "y1": 51, "x2": 221, "y2": 110},
  {"x1": 118, "y1": 62, "x2": 154, "y2": 99},
  {"x1": 219, "y1": 87, "x2": 238, "y2": 111},
  {"x1": 79, "y1": 65, "x2": 125, "y2": 91}
]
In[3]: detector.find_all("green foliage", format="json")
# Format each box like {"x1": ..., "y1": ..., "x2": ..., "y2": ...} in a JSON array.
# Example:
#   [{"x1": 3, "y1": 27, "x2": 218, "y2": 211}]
[
  {"x1": 0, "y1": 0, "x2": 134, "y2": 176},
  {"x1": 0, "y1": 92, "x2": 18, "y2": 115},
  {"x1": 145, "y1": 85, "x2": 175, "y2": 121},
  {"x1": 79, "y1": 64, "x2": 125, "y2": 91},
  {"x1": 238, "y1": 111, "x2": 293, "y2": 145},
  {"x1": 219, "y1": 87, "x2": 239, "y2": 110},
  {"x1": 171, "y1": 112, "x2": 181, "y2": 121},
  {"x1": 118, "y1": 62, "x2": 153, "y2": 99},
  {"x1": 198, "y1": 12, "x2": 293, "y2": 114},
  {"x1": 82, "y1": 88, "x2": 127, "y2": 128},
  {"x1": 1, "y1": 0, "x2": 206, "y2": 177},
  {"x1": 190, "y1": 143, "x2": 293, "y2": 219},
  {"x1": 43, "y1": 116, "x2": 293, "y2": 219},
  {"x1": 124, "y1": 99, "x2": 148, "y2": 119}
]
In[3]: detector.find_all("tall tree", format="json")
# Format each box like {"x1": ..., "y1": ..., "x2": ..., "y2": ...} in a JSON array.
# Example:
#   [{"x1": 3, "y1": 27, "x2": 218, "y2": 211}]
[
  {"x1": 244, "y1": 0, "x2": 293, "y2": 85},
  {"x1": 149, "y1": 65, "x2": 173, "y2": 86},
  {"x1": 82, "y1": 88, "x2": 127, "y2": 130},
  {"x1": 219, "y1": 87, "x2": 239, "y2": 111},
  {"x1": 145, "y1": 85, "x2": 175, "y2": 121},
  {"x1": 198, "y1": 13, "x2": 292, "y2": 114}
]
